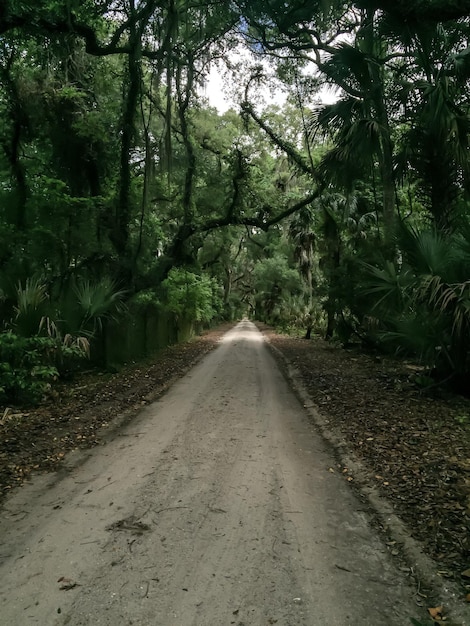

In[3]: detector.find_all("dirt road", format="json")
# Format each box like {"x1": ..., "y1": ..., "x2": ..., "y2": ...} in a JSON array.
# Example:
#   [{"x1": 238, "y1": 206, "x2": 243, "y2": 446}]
[{"x1": 0, "y1": 320, "x2": 423, "y2": 625}]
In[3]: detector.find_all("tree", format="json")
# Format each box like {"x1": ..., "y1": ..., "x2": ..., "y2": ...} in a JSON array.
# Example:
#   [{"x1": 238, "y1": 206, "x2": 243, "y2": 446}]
[
  {"x1": 356, "y1": 0, "x2": 470, "y2": 23},
  {"x1": 288, "y1": 206, "x2": 317, "y2": 337},
  {"x1": 161, "y1": 268, "x2": 222, "y2": 325},
  {"x1": 391, "y1": 19, "x2": 470, "y2": 230},
  {"x1": 0, "y1": 0, "x2": 469, "y2": 385},
  {"x1": 252, "y1": 254, "x2": 303, "y2": 324}
]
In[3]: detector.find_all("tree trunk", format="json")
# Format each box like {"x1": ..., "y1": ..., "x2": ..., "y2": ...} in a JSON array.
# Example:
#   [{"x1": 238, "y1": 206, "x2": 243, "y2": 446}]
[
  {"x1": 0, "y1": 58, "x2": 28, "y2": 229},
  {"x1": 325, "y1": 305, "x2": 335, "y2": 340},
  {"x1": 176, "y1": 53, "x2": 196, "y2": 225},
  {"x1": 111, "y1": 7, "x2": 142, "y2": 272}
]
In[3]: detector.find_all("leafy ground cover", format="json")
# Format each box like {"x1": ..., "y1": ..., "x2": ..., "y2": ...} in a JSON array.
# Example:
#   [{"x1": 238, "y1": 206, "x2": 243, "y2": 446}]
[{"x1": 1, "y1": 322, "x2": 469, "y2": 604}]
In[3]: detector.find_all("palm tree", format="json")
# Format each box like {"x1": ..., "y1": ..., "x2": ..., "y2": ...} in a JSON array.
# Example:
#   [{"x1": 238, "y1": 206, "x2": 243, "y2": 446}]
[
  {"x1": 311, "y1": 9, "x2": 396, "y2": 243},
  {"x1": 393, "y1": 21, "x2": 470, "y2": 230},
  {"x1": 288, "y1": 205, "x2": 317, "y2": 337}
]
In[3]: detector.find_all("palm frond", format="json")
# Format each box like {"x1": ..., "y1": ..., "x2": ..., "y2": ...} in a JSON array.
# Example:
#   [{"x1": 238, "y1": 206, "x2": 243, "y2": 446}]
[
  {"x1": 361, "y1": 260, "x2": 413, "y2": 315},
  {"x1": 342, "y1": 118, "x2": 383, "y2": 155},
  {"x1": 307, "y1": 97, "x2": 365, "y2": 141},
  {"x1": 417, "y1": 274, "x2": 470, "y2": 341},
  {"x1": 379, "y1": 312, "x2": 447, "y2": 365},
  {"x1": 398, "y1": 224, "x2": 452, "y2": 276},
  {"x1": 321, "y1": 42, "x2": 372, "y2": 90},
  {"x1": 15, "y1": 278, "x2": 48, "y2": 317},
  {"x1": 74, "y1": 278, "x2": 127, "y2": 336},
  {"x1": 14, "y1": 278, "x2": 50, "y2": 337},
  {"x1": 451, "y1": 46, "x2": 470, "y2": 80}
]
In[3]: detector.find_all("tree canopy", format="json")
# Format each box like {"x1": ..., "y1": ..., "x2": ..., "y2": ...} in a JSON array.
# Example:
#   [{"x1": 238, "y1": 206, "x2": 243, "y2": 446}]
[{"x1": 1, "y1": 0, "x2": 469, "y2": 398}]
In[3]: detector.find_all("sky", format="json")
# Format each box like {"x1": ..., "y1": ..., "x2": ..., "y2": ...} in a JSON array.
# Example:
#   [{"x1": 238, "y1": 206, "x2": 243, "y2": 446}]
[
  {"x1": 202, "y1": 61, "x2": 337, "y2": 113},
  {"x1": 202, "y1": 66, "x2": 239, "y2": 112}
]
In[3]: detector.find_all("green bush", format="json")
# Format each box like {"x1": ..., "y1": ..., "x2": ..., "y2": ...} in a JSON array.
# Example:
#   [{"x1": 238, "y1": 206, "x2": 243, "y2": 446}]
[
  {"x1": 361, "y1": 224, "x2": 470, "y2": 387},
  {"x1": 0, "y1": 333, "x2": 59, "y2": 404},
  {"x1": 161, "y1": 268, "x2": 222, "y2": 323},
  {"x1": 0, "y1": 332, "x2": 86, "y2": 405}
]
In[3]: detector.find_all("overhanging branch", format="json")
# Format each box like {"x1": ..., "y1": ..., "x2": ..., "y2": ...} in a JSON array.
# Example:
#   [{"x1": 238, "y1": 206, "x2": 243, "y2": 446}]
[
  {"x1": 197, "y1": 190, "x2": 321, "y2": 234},
  {"x1": 167, "y1": 188, "x2": 321, "y2": 263},
  {"x1": 241, "y1": 102, "x2": 318, "y2": 179}
]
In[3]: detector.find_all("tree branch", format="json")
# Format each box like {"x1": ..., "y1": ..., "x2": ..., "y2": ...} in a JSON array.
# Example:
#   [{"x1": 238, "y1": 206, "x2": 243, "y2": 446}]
[
  {"x1": 197, "y1": 190, "x2": 321, "y2": 234},
  {"x1": 241, "y1": 102, "x2": 316, "y2": 178}
]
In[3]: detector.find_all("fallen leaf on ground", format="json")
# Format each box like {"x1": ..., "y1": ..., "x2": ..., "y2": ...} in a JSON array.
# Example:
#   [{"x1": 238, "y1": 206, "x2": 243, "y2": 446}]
[
  {"x1": 428, "y1": 606, "x2": 444, "y2": 620},
  {"x1": 57, "y1": 576, "x2": 80, "y2": 591}
]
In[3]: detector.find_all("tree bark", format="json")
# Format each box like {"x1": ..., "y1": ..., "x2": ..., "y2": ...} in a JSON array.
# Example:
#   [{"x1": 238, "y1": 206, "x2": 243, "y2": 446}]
[
  {"x1": 110, "y1": 3, "x2": 143, "y2": 275},
  {"x1": 0, "y1": 55, "x2": 28, "y2": 229}
]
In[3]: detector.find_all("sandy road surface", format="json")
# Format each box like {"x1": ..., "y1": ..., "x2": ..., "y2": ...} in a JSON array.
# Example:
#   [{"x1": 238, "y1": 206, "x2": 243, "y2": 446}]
[{"x1": 0, "y1": 320, "x2": 422, "y2": 625}]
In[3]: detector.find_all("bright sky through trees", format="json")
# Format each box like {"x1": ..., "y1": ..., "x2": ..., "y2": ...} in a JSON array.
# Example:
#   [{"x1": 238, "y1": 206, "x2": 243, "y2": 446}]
[{"x1": 204, "y1": 64, "x2": 337, "y2": 112}]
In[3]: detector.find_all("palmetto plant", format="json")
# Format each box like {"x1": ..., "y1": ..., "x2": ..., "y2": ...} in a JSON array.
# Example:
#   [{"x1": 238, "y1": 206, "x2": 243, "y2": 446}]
[
  {"x1": 14, "y1": 277, "x2": 50, "y2": 337},
  {"x1": 362, "y1": 223, "x2": 470, "y2": 385},
  {"x1": 1, "y1": 279, "x2": 97, "y2": 402},
  {"x1": 378, "y1": 17, "x2": 470, "y2": 237},
  {"x1": 73, "y1": 277, "x2": 127, "y2": 338},
  {"x1": 39, "y1": 316, "x2": 90, "y2": 360},
  {"x1": 395, "y1": 74, "x2": 470, "y2": 230}
]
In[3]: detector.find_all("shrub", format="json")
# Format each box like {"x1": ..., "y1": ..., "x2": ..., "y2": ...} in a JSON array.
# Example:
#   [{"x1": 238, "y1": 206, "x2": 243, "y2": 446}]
[
  {"x1": 161, "y1": 268, "x2": 222, "y2": 324},
  {"x1": 361, "y1": 224, "x2": 470, "y2": 388},
  {"x1": 0, "y1": 333, "x2": 59, "y2": 404},
  {"x1": 0, "y1": 331, "x2": 87, "y2": 405}
]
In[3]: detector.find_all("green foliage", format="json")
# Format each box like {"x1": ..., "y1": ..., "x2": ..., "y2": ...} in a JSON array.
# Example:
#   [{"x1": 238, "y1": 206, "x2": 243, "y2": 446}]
[
  {"x1": 72, "y1": 278, "x2": 127, "y2": 337},
  {"x1": 362, "y1": 223, "x2": 470, "y2": 384},
  {"x1": 39, "y1": 316, "x2": 90, "y2": 374},
  {"x1": 130, "y1": 290, "x2": 161, "y2": 309},
  {"x1": 14, "y1": 277, "x2": 50, "y2": 337},
  {"x1": 252, "y1": 255, "x2": 303, "y2": 325},
  {"x1": 161, "y1": 268, "x2": 222, "y2": 323},
  {"x1": 0, "y1": 275, "x2": 114, "y2": 405},
  {"x1": 1, "y1": 0, "x2": 470, "y2": 389},
  {"x1": 0, "y1": 333, "x2": 59, "y2": 405}
]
